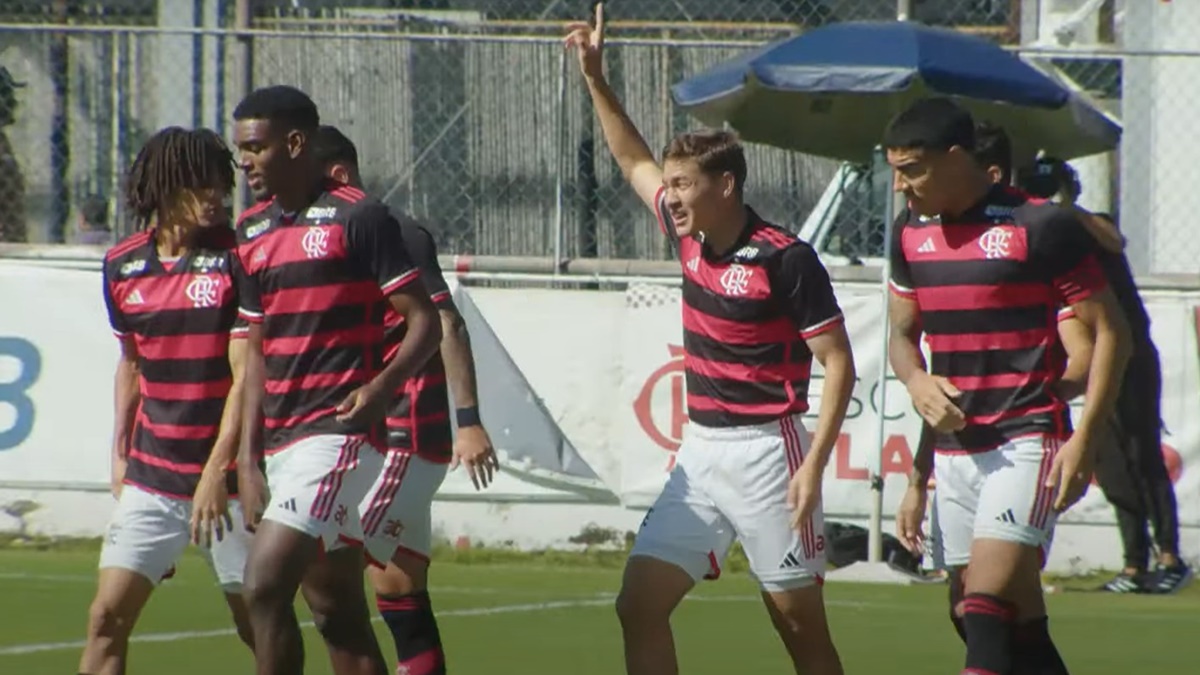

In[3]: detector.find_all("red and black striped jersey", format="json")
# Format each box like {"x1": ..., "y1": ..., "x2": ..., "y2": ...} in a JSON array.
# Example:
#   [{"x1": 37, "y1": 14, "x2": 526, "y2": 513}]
[
  {"x1": 889, "y1": 185, "x2": 1107, "y2": 454},
  {"x1": 653, "y1": 188, "x2": 844, "y2": 428},
  {"x1": 233, "y1": 183, "x2": 423, "y2": 454},
  {"x1": 382, "y1": 219, "x2": 455, "y2": 462},
  {"x1": 102, "y1": 228, "x2": 243, "y2": 499}
]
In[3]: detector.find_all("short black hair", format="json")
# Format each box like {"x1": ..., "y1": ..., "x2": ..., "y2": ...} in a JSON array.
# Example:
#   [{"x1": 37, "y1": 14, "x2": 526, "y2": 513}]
[
  {"x1": 312, "y1": 125, "x2": 358, "y2": 169},
  {"x1": 882, "y1": 97, "x2": 975, "y2": 153},
  {"x1": 972, "y1": 121, "x2": 1013, "y2": 180},
  {"x1": 232, "y1": 85, "x2": 320, "y2": 132}
]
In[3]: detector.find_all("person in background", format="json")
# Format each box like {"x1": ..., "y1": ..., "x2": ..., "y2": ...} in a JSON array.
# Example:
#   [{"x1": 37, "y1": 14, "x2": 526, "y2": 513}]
[
  {"x1": 77, "y1": 195, "x2": 114, "y2": 245},
  {"x1": 1020, "y1": 157, "x2": 1192, "y2": 595},
  {"x1": 0, "y1": 66, "x2": 27, "y2": 242}
]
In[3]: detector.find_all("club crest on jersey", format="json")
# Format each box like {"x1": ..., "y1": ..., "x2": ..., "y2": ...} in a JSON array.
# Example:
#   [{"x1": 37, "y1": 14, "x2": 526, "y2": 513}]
[
  {"x1": 185, "y1": 275, "x2": 221, "y2": 308},
  {"x1": 719, "y1": 264, "x2": 753, "y2": 296},
  {"x1": 978, "y1": 226, "x2": 1013, "y2": 260},
  {"x1": 301, "y1": 226, "x2": 330, "y2": 259}
]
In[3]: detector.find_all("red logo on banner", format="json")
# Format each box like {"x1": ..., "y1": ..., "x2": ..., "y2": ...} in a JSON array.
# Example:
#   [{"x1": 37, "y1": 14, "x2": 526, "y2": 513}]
[{"x1": 632, "y1": 345, "x2": 688, "y2": 470}]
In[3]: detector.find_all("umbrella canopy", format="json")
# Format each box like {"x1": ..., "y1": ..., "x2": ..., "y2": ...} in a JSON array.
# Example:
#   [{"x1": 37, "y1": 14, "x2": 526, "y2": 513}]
[{"x1": 671, "y1": 21, "x2": 1120, "y2": 163}]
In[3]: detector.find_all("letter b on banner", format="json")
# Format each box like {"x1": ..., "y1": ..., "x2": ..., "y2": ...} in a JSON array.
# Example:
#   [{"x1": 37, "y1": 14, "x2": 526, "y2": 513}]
[{"x1": 0, "y1": 337, "x2": 41, "y2": 450}]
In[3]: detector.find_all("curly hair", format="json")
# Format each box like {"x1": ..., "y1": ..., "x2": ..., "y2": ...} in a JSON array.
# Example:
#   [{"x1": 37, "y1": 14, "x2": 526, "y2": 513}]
[{"x1": 124, "y1": 127, "x2": 235, "y2": 230}]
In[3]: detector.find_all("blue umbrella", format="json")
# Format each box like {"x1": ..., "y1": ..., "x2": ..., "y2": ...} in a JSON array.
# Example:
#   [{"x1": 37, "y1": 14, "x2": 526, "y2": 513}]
[{"x1": 671, "y1": 21, "x2": 1120, "y2": 163}]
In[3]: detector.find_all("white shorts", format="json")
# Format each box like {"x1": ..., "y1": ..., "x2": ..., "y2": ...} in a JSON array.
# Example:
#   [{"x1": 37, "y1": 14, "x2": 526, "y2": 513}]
[
  {"x1": 262, "y1": 434, "x2": 385, "y2": 551},
  {"x1": 357, "y1": 452, "x2": 448, "y2": 567},
  {"x1": 929, "y1": 435, "x2": 1062, "y2": 569},
  {"x1": 99, "y1": 484, "x2": 252, "y2": 591},
  {"x1": 630, "y1": 414, "x2": 825, "y2": 592}
]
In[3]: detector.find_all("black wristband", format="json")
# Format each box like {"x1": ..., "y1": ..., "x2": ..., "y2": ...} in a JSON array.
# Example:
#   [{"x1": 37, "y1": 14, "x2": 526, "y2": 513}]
[{"x1": 456, "y1": 406, "x2": 481, "y2": 428}]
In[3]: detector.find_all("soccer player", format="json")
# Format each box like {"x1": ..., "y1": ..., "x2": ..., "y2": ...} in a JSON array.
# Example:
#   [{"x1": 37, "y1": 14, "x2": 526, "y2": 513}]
[
  {"x1": 1020, "y1": 158, "x2": 1190, "y2": 595},
  {"x1": 230, "y1": 86, "x2": 443, "y2": 675},
  {"x1": 566, "y1": 6, "x2": 856, "y2": 675},
  {"x1": 972, "y1": 125, "x2": 1190, "y2": 594},
  {"x1": 312, "y1": 124, "x2": 499, "y2": 675},
  {"x1": 885, "y1": 98, "x2": 1131, "y2": 675},
  {"x1": 82, "y1": 127, "x2": 254, "y2": 675}
]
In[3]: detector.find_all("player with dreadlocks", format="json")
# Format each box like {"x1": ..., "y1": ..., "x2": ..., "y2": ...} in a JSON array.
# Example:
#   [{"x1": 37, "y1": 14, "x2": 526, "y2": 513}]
[{"x1": 81, "y1": 127, "x2": 257, "y2": 675}]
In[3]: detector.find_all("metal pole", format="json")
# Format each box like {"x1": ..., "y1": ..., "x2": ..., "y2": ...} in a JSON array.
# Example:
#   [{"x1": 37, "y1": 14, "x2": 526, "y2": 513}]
[
  {"x1": 553, "y1": 47, "x2": 567, "y2": 274},
  {"x1": 231, "y1": 0, "x2": 253, "y2": 220},
  {"x1": 867, "y1": 147, "x2": 897, "y2": 564},
  {"x1": 110, "y1": 32, "x2": 122, "y2": 234},
  {"x1": 897, "y1": 0, "x2": 913, "y2": 21}
]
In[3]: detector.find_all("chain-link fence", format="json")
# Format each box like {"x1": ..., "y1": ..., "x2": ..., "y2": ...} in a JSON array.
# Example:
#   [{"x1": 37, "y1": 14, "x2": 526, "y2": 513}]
[{"x1": 1, "y1": 1, "x2": 1197, "y2": 275}]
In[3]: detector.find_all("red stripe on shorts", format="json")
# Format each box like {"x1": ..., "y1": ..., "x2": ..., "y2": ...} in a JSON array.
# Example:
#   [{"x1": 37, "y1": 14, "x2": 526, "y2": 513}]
[
  {"x1": 310, "y1": 438, "x2": 361, "y2": 521},
  {"x1": 780, "y1": 415, "x2": 815, "y2": 561},
  {"x1": 361, "y1": 452, "x2": 413, "y2": 536}
]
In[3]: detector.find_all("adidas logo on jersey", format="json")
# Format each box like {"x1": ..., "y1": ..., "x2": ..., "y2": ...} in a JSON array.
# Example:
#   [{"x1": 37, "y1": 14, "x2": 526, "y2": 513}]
[
  {"x1": 917, "y1": 238, "x2": 936, "y2": 254},
  {"x1": 685, "y1": 256, "x2": 700, "y2": 272},
  {"x1": 778, "y1": 551, "x2": 804, "y2": 570},
  {"x1": 125, "y1": 289, "x2": 145, "y2": 305},
  {"x1": 995, "y1": 509, "x2": 1018, "y2": 525}
]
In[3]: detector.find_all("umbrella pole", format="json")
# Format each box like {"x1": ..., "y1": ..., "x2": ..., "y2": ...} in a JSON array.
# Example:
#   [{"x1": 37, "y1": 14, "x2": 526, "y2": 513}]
[
  {"x1": 867, "y1": 157, "x2": 896, "y2": 567},
  {"x1": 825, "y1": 150, "x2": 922, "y2": 586}
]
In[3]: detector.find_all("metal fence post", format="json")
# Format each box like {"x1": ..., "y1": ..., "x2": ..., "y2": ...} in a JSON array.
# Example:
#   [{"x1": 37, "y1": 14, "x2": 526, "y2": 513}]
[{"x1": 231, "y1": 0, "x2": 253, "y2": 221}]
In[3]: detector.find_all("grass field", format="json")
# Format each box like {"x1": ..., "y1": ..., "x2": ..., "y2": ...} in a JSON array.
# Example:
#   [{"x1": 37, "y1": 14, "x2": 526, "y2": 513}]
[{"x1": 1, "y1": 545, "x2": 1197, "y2": 674}]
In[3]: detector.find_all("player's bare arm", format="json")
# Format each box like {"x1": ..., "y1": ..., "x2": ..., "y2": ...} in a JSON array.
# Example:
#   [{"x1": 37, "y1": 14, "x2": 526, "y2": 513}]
[
  {"x1": 338, "y1": 284, "x2": 442, "y2": 427},
  {"x1": 896, "y1": 423, "x2": 934, "y2": 554},
  {"x1": 237, "y1": 322, "x2": 268, "y2": 531},
  {"x1": 565, "y1": 3, "x2": 663, "y2": 210},
  {"x1": 440, "y1": 307, "x2": 499, "y2": 489},
  {"x1": 789, "y1": 323, "x2": 855, "y2": 530},
  {"x1": 1046, "y1": 287, "x2": 1131, "y2": 512},
  {"x1": 335, "y1": 276, "x2": 441, "y2": 427},
  {"x1": 1055, "y1": 313, "x2": 1094, "y2": 401},
  {"x1": 887, "y1": 292, "x2": 965, "y2": 432},
  {"x1": 377, "y1": 287, "x2": 443, "y2": 391},
  {"x1": 111, "y1": 337, "x2": 140, "y2": 499},
  {"x1": 192, "y1": 336, "x2": 247, "y2": 547}
]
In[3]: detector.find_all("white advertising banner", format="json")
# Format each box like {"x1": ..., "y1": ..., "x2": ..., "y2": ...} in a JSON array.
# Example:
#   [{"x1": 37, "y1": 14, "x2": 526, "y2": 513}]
[
  {"x1": 614, "y1": 282, "x2": 1200, "y2": 526},
  {"x1": 0, "y1": 261, "x2": 1197, "y2": 532}
]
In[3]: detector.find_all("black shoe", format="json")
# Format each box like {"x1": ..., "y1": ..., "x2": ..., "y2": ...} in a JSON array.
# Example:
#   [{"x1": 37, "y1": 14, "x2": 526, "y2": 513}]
[
  {"x1": 1099, "y1": 570, "x2": 1147, "y2": 593},
  {"x1": 1148, "y1": 563, "x2": 1193, "y2": 595}
]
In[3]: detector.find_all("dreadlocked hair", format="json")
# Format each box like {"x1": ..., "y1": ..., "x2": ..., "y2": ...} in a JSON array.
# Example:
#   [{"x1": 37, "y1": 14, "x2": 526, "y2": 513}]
[{"x1": 125, "y1": 126, "x2": 235, "y2": 230}]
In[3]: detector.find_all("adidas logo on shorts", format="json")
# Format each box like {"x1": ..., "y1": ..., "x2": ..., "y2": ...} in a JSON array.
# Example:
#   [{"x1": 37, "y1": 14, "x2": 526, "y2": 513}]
[
  {"x1": 778, "y1": 552, "x2": 803, "y2": 570},
  {"x1": 994, "y1": 508, "x2": 1018, "y2": 525}
]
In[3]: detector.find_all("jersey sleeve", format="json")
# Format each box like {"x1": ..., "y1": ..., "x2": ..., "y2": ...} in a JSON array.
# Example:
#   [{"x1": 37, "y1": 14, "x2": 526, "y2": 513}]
[
  {"x1": 1029, "y1": 207, "x2": 1108, "y2": 306},
  {"x1": 232, "y1": 248, "x2": 263, "y2": 324},
  {"x1": 399, "y1": 219, "x2": 453, "y2": 309},
  {"x1": 1057, "y1": 306, "x2": 1076, "y2": 322},
  {"x1": 345, "y1": 203, "x2": 422, "y2": 296},
  {"x1": 887, "y1": 212, "x2": 916, "y2": 299},
  {"x1": 101, "y1": 263, "x2": 130, "y2": 338},
  {"x1": 773, "y1": 243, "x2": 845, "y2": 339},
  {"x1": 230, "y1": 315, "x2": 250, "y2": 339}
]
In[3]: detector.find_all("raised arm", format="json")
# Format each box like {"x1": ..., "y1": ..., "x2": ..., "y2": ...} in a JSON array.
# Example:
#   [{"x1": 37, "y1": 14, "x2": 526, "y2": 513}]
[{"x1": 565, "y1": 3, "x2": 662, "y2": 211}]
